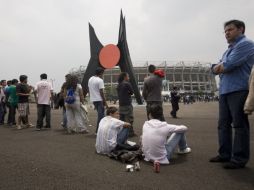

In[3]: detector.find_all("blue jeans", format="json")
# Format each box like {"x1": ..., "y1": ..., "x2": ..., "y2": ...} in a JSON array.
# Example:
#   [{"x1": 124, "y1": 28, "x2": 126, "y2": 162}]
[
  {"x1": 165, "y1": 133, "x2": 188, "y2": 160},
  {"x1": 115, "y1": 127, "x2": 134, "y2": 150},
  {"x1": 93, "y1": 101, "x2": 105, "y2": 133},
  {"x1": 218, "y1": 91, "x2": 249, "y2": 165}
]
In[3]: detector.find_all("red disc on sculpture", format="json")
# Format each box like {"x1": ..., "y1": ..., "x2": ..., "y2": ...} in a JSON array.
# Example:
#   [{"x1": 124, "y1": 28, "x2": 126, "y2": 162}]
[{"x1": 99, "y1": 44, "x2": 120, "y2": 69}]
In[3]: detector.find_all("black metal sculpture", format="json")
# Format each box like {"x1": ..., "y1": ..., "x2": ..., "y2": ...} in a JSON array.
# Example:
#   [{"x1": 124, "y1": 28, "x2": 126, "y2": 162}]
[{"x1": 82, "y1": 11, "x2": 143, "y2": 104}]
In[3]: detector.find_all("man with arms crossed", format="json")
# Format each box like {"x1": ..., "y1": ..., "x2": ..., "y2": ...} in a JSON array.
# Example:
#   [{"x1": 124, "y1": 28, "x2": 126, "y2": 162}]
[{"x1": 210, "y1": 20, "x2": 254, "y2": 169}]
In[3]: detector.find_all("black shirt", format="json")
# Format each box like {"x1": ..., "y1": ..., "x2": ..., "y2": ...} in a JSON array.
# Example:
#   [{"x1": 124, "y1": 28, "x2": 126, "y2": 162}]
[
  {"x1": 170, "y1": 90, "x2": 180, "y2": 103},
  {"x1": 16, "y1": 83, "x2": 29, "y2": 103},
  {"x1": 117, "y1": 81, "x2": 134, "y2": 106}
]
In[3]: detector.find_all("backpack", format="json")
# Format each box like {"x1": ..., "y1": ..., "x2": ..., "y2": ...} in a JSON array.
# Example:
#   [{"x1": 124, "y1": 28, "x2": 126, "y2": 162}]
[{"x1": 65, "y1": 87, "x2": 76, "y2": 104}]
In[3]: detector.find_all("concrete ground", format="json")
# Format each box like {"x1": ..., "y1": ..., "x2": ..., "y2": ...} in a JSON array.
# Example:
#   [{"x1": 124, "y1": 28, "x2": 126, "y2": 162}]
[{"x1": 0, "y1": 102, "x2": 253, "y2": 190}]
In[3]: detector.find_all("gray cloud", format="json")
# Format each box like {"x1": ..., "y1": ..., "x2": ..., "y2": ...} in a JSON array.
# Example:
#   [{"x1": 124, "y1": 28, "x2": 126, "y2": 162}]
[{"x1": 0, "y1": 0, "x2": 253, "y2": 90}]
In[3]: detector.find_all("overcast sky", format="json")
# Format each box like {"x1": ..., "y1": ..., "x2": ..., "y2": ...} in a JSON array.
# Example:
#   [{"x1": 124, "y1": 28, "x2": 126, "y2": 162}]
[{"x1": 1, "y1": 0, "x2": 254, "y2": 91}]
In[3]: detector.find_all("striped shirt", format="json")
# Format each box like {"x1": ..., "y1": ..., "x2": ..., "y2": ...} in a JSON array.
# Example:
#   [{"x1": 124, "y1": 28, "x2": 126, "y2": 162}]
[{"x1": 95, "y1": 116, "x2": 125, "y2": 154}]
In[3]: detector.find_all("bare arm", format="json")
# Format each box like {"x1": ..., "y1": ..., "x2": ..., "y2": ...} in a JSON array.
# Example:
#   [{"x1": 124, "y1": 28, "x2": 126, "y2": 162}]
[
  {"x1": 123, "y1": 122, "x2": 131, "y2": 128},
  {"x1": 79, "y1": 88, "x2": 85, "y2": 104},
  {"x1": 100, "y1": 89, "x2": 108, "y2": 108}
]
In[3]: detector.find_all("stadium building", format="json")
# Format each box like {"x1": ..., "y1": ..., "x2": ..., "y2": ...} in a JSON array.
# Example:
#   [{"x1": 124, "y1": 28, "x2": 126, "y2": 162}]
[{"x1": 71, "y1": 61, "x2": 217, "y2": 96}]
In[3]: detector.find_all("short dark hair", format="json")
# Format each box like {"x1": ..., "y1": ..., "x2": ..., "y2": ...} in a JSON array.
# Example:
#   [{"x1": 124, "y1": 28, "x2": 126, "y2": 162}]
[
  {"x1": 173, "y1": 86, "x2": 178, "y2": 90},
  {"x1": 0, "y1": 80, "x2": 6, "y2": 85},
  {"x1": 65, "y1": 74, "x2": 71, "y2": 78},
  {"x1": 7, "y1": 80, "x2": 12, "y2": 85},
  {"x1": 95, "y1": 67, "x2": 105, "y2": 76},
  {"x1": 224, "y1": 20, "x2": 245, "y2": 34},
  {"x1": 40, "y1": 73, "x2": 47, "y2": 79},
  {"x1": 148, "y1": 65, "x2": 156, "y2": 73},
  {"x1": 150, "y1": 104, "x2": 163, "y2": 120},
  {"x1": 12, "y1": 79, "x2": 18, "y2": 84},
  {"x1": 106, "y1": 107, "x2": 118, "y2": 116},
  {"x1": 118, "y1": 72, "x2": 128, "y2": 83},
  {"x1": 19, "y1": 75, "x2": 27, "y2": 82}
]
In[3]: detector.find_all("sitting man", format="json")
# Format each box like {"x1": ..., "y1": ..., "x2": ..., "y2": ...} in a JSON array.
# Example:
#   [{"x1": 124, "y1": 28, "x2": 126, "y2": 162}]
[
  {"x1": 142, "y1": 104, "x2": 191, "y2": 164},
  {"x1": 95, "y1": 107, "x2": 138, "y2": 154}
]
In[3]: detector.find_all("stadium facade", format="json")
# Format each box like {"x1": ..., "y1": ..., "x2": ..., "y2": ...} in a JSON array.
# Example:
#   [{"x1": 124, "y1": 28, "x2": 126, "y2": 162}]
[{"x1": 71, "y1": 61, "x2": 217, "y2": 94}]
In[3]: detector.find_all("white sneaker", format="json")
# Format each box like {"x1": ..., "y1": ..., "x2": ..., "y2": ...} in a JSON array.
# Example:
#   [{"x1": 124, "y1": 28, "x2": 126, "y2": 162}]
[
  {"x1": 27, "y1": 123, "x2": 35, "y2": 128},
  {"x1": 16, "y1": 125, "x2": 22, "y2": 130},
  {"x1": 178, "y1": 147, "x2": 191, "y2": 154}
]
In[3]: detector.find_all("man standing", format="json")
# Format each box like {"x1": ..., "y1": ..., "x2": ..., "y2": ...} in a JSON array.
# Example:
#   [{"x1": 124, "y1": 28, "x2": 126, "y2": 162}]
[
  {"x1": 0, "y1": 83, "x2": 5, "y2": 125},
  {"x1": 88, "y1": 67, "x2": 108, "y2": 133},
  {"x1": 117, "y1": 72, "x2": 135, "y2": 137},
  {"x1": 7, "y1": 79, "x2": 19, "y2": 126},
  {"x1": 142, "y1": 65, "x2": 165, "y2": 121},
  {"x1": 0, "y1": 80, "x2": 7, "y2": 124},
  {"x1": 16, "y1": 75, "x2": 34, "y2": 129},
  {"x1": 34, "y1": 73, "x2": 53, "y2": 130},
  {"x1": 170, "y1": 86, "x2": 180, "y2": 118},
  {"x1": 210, "y1": 20, "x2": 254, "y2": 169}
]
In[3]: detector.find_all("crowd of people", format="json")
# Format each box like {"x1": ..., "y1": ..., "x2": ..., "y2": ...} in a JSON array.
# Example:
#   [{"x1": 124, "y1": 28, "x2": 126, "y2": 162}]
[{"x1": 1, "y1": 19, "x2": 254, "y2": 170}]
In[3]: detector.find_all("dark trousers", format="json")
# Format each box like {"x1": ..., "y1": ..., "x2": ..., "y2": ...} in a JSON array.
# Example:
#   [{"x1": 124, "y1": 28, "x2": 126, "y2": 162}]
[
  {"x1": 0, "y1": 102, "x2": 6, "y2": 124},
  {"x1": 9, "y1": 105, "x2": 17, "y2": 124},
  {"x1": 0, "y1": 103, "x2": 4, "y2": 124},
  {"x1": 7, "y1": 103, "x2": 12, "y2": 124},
  {"x1": 146, "y1": 101, "x2": 165, "y2": 121},
  {"x1": 93, "y1": 101, "x2": 105, "y2": 133},
  {"x1": 119, "y1": 105, "x2": 134, "y2": 135},
  {"x1": 37, "y1": 104, "x2": 51, "y2": 128},
  {"x1": 170, "y1": 101, "x2": 179, "y2": 117},
  {"x1": 218, "y1": 91, "x2": 249, "y2": 166}
]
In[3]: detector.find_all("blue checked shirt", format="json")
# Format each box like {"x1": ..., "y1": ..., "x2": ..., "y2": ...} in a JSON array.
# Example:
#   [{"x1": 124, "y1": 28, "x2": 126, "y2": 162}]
[{"x1": 218, "y1": 35, "x2": 254, "y2": 95}]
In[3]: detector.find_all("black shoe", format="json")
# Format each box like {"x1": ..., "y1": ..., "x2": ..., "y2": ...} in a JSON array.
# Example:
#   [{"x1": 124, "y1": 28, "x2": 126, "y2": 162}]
[
  {"x1": 223, "y1": 162, "x2": 245, "y2": 169},
  {"x1": 209, "y1": 155, "x2": 230, "y2": 163}
]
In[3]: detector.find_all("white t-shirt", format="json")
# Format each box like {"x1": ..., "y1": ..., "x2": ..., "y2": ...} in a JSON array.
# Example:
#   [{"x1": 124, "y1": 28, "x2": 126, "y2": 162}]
[
  {"x1": 88, "y1": 76, "x2": 104, "y2": 102},
  {"x1": 0, "y1": 87, "x2": 5, "y2": 101},
  {"x1": 35, "y1": 80, "x2": 53, "y2": 105},
  {"x1": 142, "y1": 119, "x2": 187, "y2": 164},
  {"x1": 95, "y1": 116, "x2": 125, "y2": 154}
]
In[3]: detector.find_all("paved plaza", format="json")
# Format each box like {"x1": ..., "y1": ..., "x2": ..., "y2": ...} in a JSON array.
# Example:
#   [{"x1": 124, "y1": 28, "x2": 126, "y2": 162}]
[{"x1": 0, "y1": 102, "x2": 253, "y2": 190}]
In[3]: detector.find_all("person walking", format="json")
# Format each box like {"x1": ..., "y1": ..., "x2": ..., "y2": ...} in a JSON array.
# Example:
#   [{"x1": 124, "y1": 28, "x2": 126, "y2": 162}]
[
  {"x1": 88, "y1": 67, "x2": 108, "y2": 134},
  {"x1": 210, "y1": 20, "x2": 254, "y2": 169},
  {"x1": 117, "y1": 72, "x2": 135, "y2": 137},
  {"x1": 170, "y1": 86, "x2": 180, "y2": 118},
  {"x1": 34, "y1": 73, "x2": 53, "y2": 130}
]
